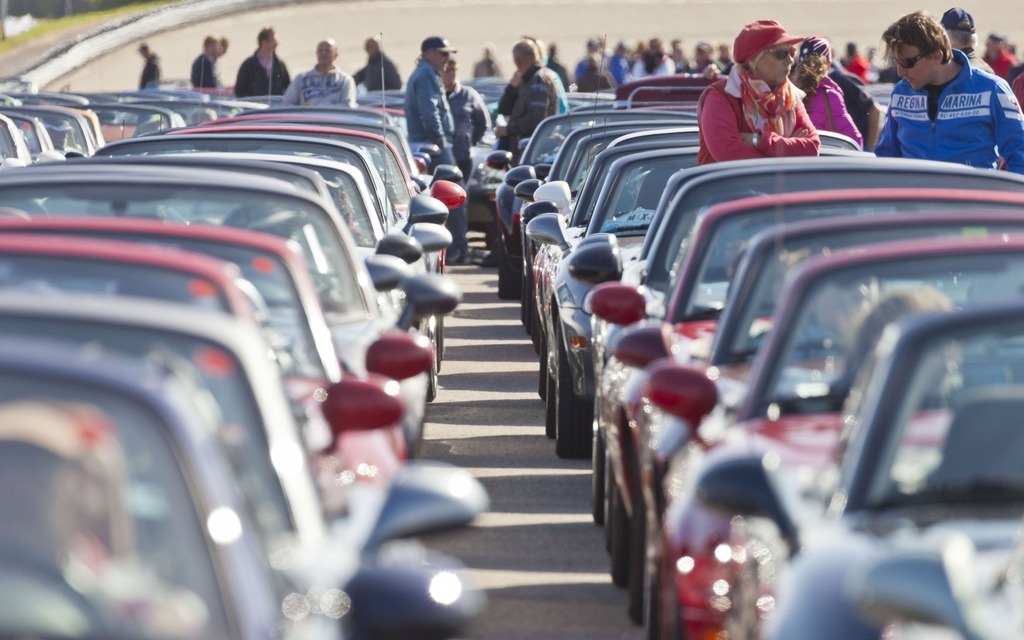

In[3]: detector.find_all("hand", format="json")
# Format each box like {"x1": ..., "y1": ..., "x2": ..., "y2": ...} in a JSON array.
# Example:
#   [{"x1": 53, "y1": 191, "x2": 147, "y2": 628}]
[
  {"x1": 494, "y1": 125, "x2": 507, "y2": 138},
  {"x1": 792, "y1": 128, "x2": 810, "y2": 138},
  {"x1": 509, "y1": 70, "x2": 523, "y2": 88}
]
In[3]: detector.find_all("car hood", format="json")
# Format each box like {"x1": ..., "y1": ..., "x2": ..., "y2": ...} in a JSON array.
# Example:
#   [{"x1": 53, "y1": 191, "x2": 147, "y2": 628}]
[{"x1": 732, "y1": 413, "x2": 844, "y2": 468}]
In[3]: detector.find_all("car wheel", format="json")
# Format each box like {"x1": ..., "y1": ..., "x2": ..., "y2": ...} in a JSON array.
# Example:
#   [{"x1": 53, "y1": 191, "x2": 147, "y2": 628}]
[
  {"x1": 627, "y1": 474, "x2": 645, "y2": 624},
  {"x1": 609, "y1": 478, "x2": 630, "y2": 588},
  {"x1": 435, "y1": 314, "x2": 444, "y2": 371},
  {"x1": 496, "y1": 240, "x2": 521, "y2": 300},
  {"x1": 555, "y1": 327, "x2": 594, "y2": 459},
  {"x1": 604, "y1": 450, "x2": 613, "y2": 552},
  {"x1": 530, "y1": 294, "x2": 542, "y2": 354},
  {"x1": 425, "y1": 339, "x2": 439, "y2": 403},
  {"x1": 538, "y1": 326, "x2": 548, "y2": 401},
  {"x1": 544, "y1": 362, "x2": 556, "y2": 439},
  {"x1": 592, "y1": 425, "x2": 606, "y2": 525}
]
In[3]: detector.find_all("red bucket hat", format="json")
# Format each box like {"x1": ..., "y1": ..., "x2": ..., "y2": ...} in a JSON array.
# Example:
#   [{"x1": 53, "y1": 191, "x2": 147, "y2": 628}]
[{"x1": 733, "y1": 19, "x2": 803, "y2": 64}]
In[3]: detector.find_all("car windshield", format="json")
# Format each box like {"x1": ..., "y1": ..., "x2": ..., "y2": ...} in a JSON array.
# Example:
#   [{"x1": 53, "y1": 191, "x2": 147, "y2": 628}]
[
  {"x1": 717, "y1": 219, "x2": 1024, "y2": 366},
  {"x1": 0, "y1": 254, "x2": 233, "y2": 313},
  {"x1": 864, "y1": 321, "x2": 1024, "y2": 510},
  {"x1": 93, "y1": 108, "x2": 172, "y2": 141},
  {"x1": 594, "y1": 154, "x2": 697, "y2": 235},
  {"x1": 646, "y1": 169, "x2": 1024, "y2": 293},
  {"x1": 759, "y1": 252, "x2": 1024, "y2": 417},
  {"x1": 0, "y1": 385, "x2": 233, "y2": 639},
  {"x1": 309, "y1": 166, "x2": 378, "y2": 247},
  {"x1": 97, "y1": 136, "x2": 390, "y2": 224},
  {"x1": 0, "y1": 183, "x2": 368, "y2": 319},
  {"x1": 0, "y1": 318, "x2": 296, "y2": 540}
]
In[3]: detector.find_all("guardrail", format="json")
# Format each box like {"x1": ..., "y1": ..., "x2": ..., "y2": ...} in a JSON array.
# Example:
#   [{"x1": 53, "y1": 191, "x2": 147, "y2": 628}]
[{"x1": 18, "y1": 0, "x2": 324, "y2": 89}]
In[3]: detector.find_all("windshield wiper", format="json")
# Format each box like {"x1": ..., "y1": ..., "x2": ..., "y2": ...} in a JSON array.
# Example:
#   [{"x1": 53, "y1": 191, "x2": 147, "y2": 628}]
[{"x1": 680, "y1": 306, "x2": 722, "y2": 322}]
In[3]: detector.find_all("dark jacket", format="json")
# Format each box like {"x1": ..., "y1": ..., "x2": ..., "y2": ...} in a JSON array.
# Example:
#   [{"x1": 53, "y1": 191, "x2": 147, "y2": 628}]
[
  {"x1": 354, "y1": 53, "x2": 402, "y2": 91},
  {"x1": 191, "y1": 54, "x2": 219, "y2": 89},
  {"x1": 140, "y1": 54, "x2": 161, "y2": 90},
  {"x1": 447, "y1": 82, "x2": 491, "y2": 167},
  {"x1": 234, "y1": 52, "x2": 291, "y2": 98},
  {"x1": 498, "y1": 64, "x2": 560, "y2": 161}
]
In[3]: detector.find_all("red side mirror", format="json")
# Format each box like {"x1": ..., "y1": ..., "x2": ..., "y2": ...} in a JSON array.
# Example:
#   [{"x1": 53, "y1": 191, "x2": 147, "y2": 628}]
[
  {"x1": 413, "y1": 156, "x2": 428, "y2": 174},
  {"x1": 590, "y1": 282, "x2": 646, "y2": 326},
  {"x1": 321, "y1": 374, "x2": 404, "y2": 435},
  {"x1": 429, "y1": 179, "x2": 467, "y2": 210},
  {"x1": 612, "y1": 325, "x2": 670, "y2": 368},
  {"x1": 643, "y1": 361, "x2": 718, "y2": 428},
  {"x1": 366, "y1": 331, "x2": 433, "y2": 381}
]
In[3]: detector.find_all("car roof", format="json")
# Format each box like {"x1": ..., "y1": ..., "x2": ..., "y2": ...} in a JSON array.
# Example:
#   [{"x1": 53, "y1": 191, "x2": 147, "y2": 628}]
[
  {"x1": 0, "y1": 289, "x2": 327, "y2": 543},
  {"x1": 0, "y1": 232, "x2": 252, "y2": 314}
]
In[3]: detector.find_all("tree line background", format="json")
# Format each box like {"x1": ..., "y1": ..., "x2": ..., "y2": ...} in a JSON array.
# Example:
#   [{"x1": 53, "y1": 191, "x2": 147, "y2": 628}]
[{"x1": 9, "y1": 0, "x2": 152, "y2": 18}]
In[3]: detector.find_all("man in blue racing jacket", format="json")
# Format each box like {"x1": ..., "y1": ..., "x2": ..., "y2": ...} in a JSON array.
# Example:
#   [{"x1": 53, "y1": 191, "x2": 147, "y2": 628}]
[{"x1": 875, "y1": 10, "x2": 1024, "y2": 174}]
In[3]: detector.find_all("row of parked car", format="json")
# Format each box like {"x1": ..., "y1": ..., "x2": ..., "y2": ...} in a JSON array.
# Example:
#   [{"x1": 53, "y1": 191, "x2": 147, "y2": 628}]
[
  {"x1": 0, "y1": 86, "x2": 492, "y2": 639},
  {"x1": 494, "y1": 73, "x2": 1024, "y2": 638}
]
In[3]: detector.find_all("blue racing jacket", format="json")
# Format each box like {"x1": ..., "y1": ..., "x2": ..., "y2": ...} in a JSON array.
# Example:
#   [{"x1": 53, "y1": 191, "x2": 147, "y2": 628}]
[{"x1": 876, "y1": 49, "x2": 1024, "y2": 174}]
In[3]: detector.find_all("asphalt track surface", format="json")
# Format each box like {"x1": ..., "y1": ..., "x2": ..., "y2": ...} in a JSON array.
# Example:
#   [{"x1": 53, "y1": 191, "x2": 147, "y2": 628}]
[{"x1": 49, "y1": 0, "x2": 1024, "y2": 92}]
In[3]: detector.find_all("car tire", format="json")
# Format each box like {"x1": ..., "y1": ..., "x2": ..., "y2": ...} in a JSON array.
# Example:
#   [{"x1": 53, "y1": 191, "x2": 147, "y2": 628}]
[
  {"x1": 436, "y1": 314, "x2": 444, "y2": 371},
  {"x1": 609, "y1": 479, "x2": 630, "y2": 588},
  {"x1": 544, "y1": 364, "x2": 556, "y2": 439},
  {"x1": 604, "y1": 449, "x2": 613, "y2": 552},
  {"x1": 592, "y1": 425, "x2": 606, "y2": 525},
  {"x1": 555, "y1": 327, "x2": 594, "y2": 459},
  {"x1": 496, "y1": 240, "x2": 521, "y2": 300},
  {"x1": 425, "y1": 340, "x2": 439, "y2": 403},
  {"x1": 538, "y1": 327, "x2": 547, "y2": 401},
  {"x1": 627, "y1": 473, "x2": 645, "y2": 624}
]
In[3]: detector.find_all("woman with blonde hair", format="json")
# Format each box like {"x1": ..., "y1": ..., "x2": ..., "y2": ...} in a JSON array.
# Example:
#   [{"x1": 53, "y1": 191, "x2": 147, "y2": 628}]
[
  {"x1": 697, "y1": 19, "x2": 820, "y2": 164},
  {"x1": 791, "y1": 36, "x2": 864, "y2": 147}
]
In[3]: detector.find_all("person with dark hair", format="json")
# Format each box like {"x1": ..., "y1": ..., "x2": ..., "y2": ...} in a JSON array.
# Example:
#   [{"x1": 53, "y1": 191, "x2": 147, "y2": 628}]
[
  {"x1": 137, "y1": 43, "x2": 160, "y2": 90},
  {"x1": 233, "y1": 26, "x2": 291, "y2": 98},
  {"x1": 545, "y1": 43, "x2": 570, "y2": 91},
  {"x1": 842, "y1": 41, "x2": 871, "y2": 82},
  {"x1": 983, "y1": 33, "x2": 1019, "y2": 80},
  {"x1": 282, "y1": 39, "x2": 356, "y2": 107},
  {"x1": 791, "y1": 36, "x2": 863, "y2": 146},
  {"x1": 441, "y1": 56, "x2": 490, "y2": 265},
  {"x1": 574, "y1": 53, "x2": 615, "y2": 91},
  {"x1": 631, "y1": 37, "x2": 674, "y2": 78},
  {"x1": 354, "y1": 36, "x2": 402, "y2": 91},
  {"x1": 875, "y1": 10, "x2": 1024, "y2": 174},
  {"x1": 608, "y1": 41, "x2": 632, "y2": 85},
  {"x1": 696, "y1": 19, "x2": 820, "y2": 164},
  {"x1": 472, "y1": 43, "x2": 504, "y2": 79},
  {"x1": 940, "y1": 7, "x2": 994, "y2": 74},
  {"x1": 190, "y1": 35, "x2": 221, "y2": 89}
]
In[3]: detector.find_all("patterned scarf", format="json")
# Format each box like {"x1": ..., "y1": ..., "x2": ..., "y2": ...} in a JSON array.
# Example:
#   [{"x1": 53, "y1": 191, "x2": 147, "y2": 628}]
[{"x1": 727, "y1": 63, "x2": 802, "y2": 136}]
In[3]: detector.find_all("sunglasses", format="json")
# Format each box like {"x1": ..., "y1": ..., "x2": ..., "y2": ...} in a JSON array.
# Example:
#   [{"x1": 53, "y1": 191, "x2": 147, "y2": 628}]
[
  {"x1": 767, "y1": 46, "x2": 797, "y2": 61},
  {"x1": 894, "y1": 51, "x2": 924, "y2": 69}
]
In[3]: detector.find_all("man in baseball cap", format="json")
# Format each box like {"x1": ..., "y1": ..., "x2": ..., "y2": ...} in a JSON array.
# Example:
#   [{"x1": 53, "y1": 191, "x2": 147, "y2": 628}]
[
  {"x1": 405, "y1": 35, "x2": 458, "y2": 169},
  {"x1": 421, "y1": 36, "x2": 457, "y2": 54},
  {"x1": 940, "y1": 7, "x2": 993, "y2": 73}
]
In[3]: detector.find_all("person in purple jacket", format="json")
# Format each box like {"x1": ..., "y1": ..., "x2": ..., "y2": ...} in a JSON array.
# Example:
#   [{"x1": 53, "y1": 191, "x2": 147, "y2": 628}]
[{"x1": 791, "y1": 36, "x2": 864, "y2": 147}]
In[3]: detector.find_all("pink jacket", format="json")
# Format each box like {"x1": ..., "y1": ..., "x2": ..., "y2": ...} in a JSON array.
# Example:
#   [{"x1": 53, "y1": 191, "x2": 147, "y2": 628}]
[
  {"x1": 804, "y1": 75, "x2": 863, "y2": 147},
  {"x1": 697, "y1": 78, "x2": 820, "y2": 165}
]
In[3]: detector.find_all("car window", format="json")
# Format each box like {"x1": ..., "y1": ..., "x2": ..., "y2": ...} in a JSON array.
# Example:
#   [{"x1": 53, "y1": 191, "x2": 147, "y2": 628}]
[
  {"x1": 595, "y1": 155, "x2": 697, "y2": 235},
  {"x1": 0, "y1": 183, "x2": 368, "y2": 318},
  {"x1": 0, "y1": 383, "x2": 234, "y2": 640}
]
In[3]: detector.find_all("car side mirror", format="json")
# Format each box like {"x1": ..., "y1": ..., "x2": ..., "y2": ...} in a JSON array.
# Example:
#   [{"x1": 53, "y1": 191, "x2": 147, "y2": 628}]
[
  {"x1": 533, "y1": 162, "x2": 552, "y2": 181},
  {"x1": 407, "y1": 193, "x2": 449, "y2": 226},
  {"x1": 366, "y1": 331, "x2": 433, "y2": 381},
  {"x1": 431, "y1": 163, "x2": 464, "y2": 184},
  {"x1": 533, "y1": 179, "x2": 570, "y2": 214},
  {"x1": 694, "y1": 452, "x2": 800, "y2": 554},
  {"x1": 320, "y1": 374, "x2": 404, "y2": 438},
  {"x1": 486, "y1": 149, "x2": 512, "y2": 170},
  {"x1": 408, "y1": 222, "x2": 452, "y2": 253},
  {"x1": 416, "y1": 142, "x2": 442, "y2": 166},
  {"x1": 376, "y1": 233, "x2": 424, "y2": 265},
  {"x1": 521, "y1": 200, "x2": 559, "y2": 225},
  {"x1": 514, "y1": 178, "x2": 543, "y2": 203},
  {"x1": 365, "y1": 253, "x2": 412, "y2": 292},
  {"x1": 589, "y1": 281, "x2": 645, "y2": 325},
  {"x1": 643, "y1": 360, "x2": 718, "y2": 433},
  {"x1": 610, "y1": 324, "x2": 669, "y2": 368},
  {"x1": 502, "y1": 164, "x2": 535, "y2": 188},
  {"x1": 850, "y1": 536, "x2": 984, "y2": 640},
  {"x1": 525, "y1": 212, "x2": 569, "y2": 251},
  {"x1": 396, "y1": 274, "x2": 462, "y2": 330},
  {"x1": 428, "y1": 178, "x2": 466, "y2": 209},
  {"x1": 568, "y1": 233, "x2": 621, "y2": 284}
]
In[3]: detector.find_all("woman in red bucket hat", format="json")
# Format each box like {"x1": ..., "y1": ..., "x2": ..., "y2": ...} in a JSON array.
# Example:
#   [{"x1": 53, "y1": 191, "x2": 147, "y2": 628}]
[{"x1": 697, "y1": 19, "x2": 821, "y2": 164}]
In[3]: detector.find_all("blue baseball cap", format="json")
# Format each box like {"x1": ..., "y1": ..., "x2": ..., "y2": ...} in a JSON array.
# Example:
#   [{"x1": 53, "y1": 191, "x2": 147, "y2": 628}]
[
  {"x1": 940, "y1": 7, "x2": 975, "y2": 33},
  {"x1": 421, "y1": 36, "x2": 457, "y2": 53}
]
